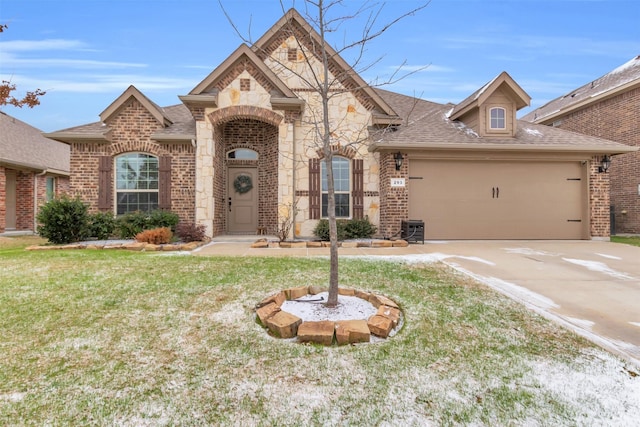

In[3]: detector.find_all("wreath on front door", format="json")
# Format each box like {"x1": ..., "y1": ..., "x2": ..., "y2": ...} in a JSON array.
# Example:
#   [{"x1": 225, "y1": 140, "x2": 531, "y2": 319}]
[{"x1": 233, "y1": 174, "x2": 253, "y2": 194}]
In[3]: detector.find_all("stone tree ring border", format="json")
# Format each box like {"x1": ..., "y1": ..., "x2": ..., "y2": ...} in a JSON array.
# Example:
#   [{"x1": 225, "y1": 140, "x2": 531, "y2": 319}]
[
  {"x1": 234, "y1": 174, "x2": 253, "y2": 194},
  {"x1": 254, "y1": 286, "x2": 403, "y2": 346}
]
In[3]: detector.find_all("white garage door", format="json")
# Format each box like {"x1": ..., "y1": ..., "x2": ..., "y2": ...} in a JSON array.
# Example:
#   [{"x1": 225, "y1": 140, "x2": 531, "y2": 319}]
[{"x1": 408, "y1": 160, "x2": 588, "y2": 239}]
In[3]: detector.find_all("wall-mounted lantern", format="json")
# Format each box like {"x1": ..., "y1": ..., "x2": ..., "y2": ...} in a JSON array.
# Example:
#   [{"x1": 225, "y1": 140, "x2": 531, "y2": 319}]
[
  {"x1": 394, "y1": 152, "x2": 403, "y2": 171},
  {"x1": 598, "y1": 155, "x2": 611, "y2": 173}
]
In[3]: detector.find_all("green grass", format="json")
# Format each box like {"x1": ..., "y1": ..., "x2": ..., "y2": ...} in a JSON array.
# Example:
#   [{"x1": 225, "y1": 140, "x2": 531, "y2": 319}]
[
  {"x1": 611, "y1": 235, "x2": 640, "y2": 247},
  {"x1": 0, "y1": 239, "x2": 637, "y2": 425}
]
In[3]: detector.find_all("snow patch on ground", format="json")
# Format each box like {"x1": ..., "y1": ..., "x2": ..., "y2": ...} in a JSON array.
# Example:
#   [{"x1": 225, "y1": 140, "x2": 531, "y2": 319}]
[
  {"x1": 0, "y1": 392, "x2": 26, "y2": 402},
  {"x1": 562, "y1": 316, "x2": 595, "y2": 330},
  {"x1": 282, "y1": 292, "x2": 378, "y2": 322},
  {"x1": 596, "y1": 253, "x2": 622, "y2": 260},
  {"x1": 563, "y1": 258, "x2": 634, "y2": 280},
  {"x1": 630, "y1": 322, "x2": 640, "y2": 328},
  {"x1": 503, "y1": 247, "x2": 558, "y2": 257}
]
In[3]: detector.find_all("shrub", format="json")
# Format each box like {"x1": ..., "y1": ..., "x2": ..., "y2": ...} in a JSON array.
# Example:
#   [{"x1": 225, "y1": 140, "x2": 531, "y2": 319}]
[
  {"x1": 36, "y1": 195, "x2": 89, "y2": 244},
  {"x1": 313, "y1": 219, "x2": 348, "y2": 241},
  {"x1": 175, "y1": 222, "x2": 206, "y2": 242},
  {"x1": 87, "y1": 211, "x2": 116, "y2": 240},
  {"x1": 148, "y1": 210, "x2": 179, "y2": 231},
  {"x1": 116, "y1": 210, "x2": 180, "y2": 239},
  {"x1": 116, "y1": 211, "x2": 149, "y2": 239},
  {"x1": 344, "y1": 216, "x2": 377, "y2": 239},
  {"x1": 135, "y1": 227, "x2": 173, "y2": 245},
  {"x1": 313, "y1": 217, "x2": 377, "y2": 241}
]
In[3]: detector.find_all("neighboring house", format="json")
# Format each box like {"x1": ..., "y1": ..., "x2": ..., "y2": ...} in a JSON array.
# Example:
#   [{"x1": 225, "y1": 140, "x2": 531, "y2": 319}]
[
  {"x1": 523, "y1": 55, "x2": 640, "y2": 234},
  {"x1": 45, "y1": 9, "x2": 635, "y2": 240},
  {"x1": 0, "y1": 111, "x2": 70, "y2": 234}
]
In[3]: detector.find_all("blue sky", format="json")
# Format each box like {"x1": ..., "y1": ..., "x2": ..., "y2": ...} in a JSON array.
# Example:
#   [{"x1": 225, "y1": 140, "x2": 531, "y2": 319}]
[{"x1": 1, "y1": 0, "x2": 638, "y2": 132}]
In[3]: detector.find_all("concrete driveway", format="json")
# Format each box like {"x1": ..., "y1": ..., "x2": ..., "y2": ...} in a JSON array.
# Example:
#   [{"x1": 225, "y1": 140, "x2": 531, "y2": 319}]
[
  {"x1": 195, "y1": 239, "x2": 640, "y2": 365},
  {"x1": 406, "y1": 240, "x2": 640, "y2": 366}
]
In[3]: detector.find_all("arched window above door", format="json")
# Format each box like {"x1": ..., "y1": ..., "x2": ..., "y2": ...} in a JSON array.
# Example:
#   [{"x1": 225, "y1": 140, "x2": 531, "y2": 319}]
[{"x1": 227, "y1": 149, "x2": 258, "y2": 160}]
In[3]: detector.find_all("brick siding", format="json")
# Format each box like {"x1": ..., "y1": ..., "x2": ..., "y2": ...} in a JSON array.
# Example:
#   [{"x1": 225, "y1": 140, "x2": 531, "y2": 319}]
[
  {"x1": 553, "y1": 87, "x2": 640, "y2": 233},
  {"x1": 379, "y1": 151, "x2": 408, "y2": 239},
  {"x1": 69, "y1": 98, "x2": 195, "y2": 223}
]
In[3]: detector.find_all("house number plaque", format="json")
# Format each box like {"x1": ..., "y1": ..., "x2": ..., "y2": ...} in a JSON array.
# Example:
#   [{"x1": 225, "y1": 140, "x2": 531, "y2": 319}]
[{"x1": 390, "y1": 178, "x2": 406, "y2": 188}]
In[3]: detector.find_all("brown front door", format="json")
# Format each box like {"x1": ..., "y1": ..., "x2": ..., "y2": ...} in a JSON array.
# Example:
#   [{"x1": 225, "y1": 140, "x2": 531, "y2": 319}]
[
  {"x1": 5, "y1": 170, "x2": 17, "y2": 230},
  {"x1": 227, "y1": 167, "x2": 258, "y2": 233}
]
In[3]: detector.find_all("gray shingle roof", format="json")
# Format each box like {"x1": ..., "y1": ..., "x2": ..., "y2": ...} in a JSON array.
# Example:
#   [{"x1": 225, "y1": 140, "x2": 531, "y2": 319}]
[
  {"x1": 522, "y1": 55, "x2": 640, "y2": 123},
  {"x1": 0, "y1": 111, "x2": 70, "y2": 173},
  {"x1": 372, "y1": 89, "x2": 635, "y2": 154}
]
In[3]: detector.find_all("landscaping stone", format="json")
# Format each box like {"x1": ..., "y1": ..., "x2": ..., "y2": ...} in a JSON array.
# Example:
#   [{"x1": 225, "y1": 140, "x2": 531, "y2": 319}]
[
  {"x1": 256, "y1": 291, "x2": 286, "y2": 309},
  {"x1": 341, "y1": 241, "x2": 358, "y2": 248},
  {"x1": 392, "y1": 239, "x2": 409, "y2": 247},
  {"x1": 356, "y1": 241, "x2": 371, "y2": 247},
  {"x1": 289, "y1": 241, "x2": 307, "y2": 248},
  {"x1": 335, "y1": 320, "x2": 370, "y2": 345},
  {"x1": 367, "y1": 315, "x2": 394, "y2": 338},
  {"x1": 279, "y1": 242, "x2": 292, "y2": 248},
  {"x1": 284, "y1": 286, "x2": 309, "y2": 300},
  {"x1": 355, "y1": 290, "x2": 372, "y2": 301},
  {"x1": 124, "y1": 242, "x2": 146, "y2": 251},
  {"x1": 144, "y1": 244, "x2": 160, "y2": 251},
  {"x1": 308, "y1": 285, "x2": 328, "y2": 295},
  {"x1": 251, "y1": 240, "x2": 269, "y2": 248},
  {"x1": 297, "y1": 320, "x2": 335, "y2": 345},
  {"x1": 338, "y1": 287, "x2": 356, "y2": 296},
  {"x1": 377, "y1": 305, "x2": 401, "y2": 327},
  {"x1": 266, "y1": 311, "x2": 302, "y2": 338},
  {"x1": 372, "y1": 240, "x2": 393, "y2": 248},
  {"x1": 306, "y1": 241, "x2": 323, "y2": 248},
  {"x1": 256, "y1": 302, "x2": 281, "y2": 325},
  {"x1": 376, "y1": 295, "x2": 400, "y2": 309}
]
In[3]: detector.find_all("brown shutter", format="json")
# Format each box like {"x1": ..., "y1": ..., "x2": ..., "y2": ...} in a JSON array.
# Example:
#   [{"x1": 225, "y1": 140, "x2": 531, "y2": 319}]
[
  {"x1": 309, "y1": 158, "x2": 320, "y2": 219},
  {"x1": 352, "y1": 158, "x2": 364, "y2": 219},
  {"x1": 98, "y1": 156, "x2": 112, "y2": 210},
  {"x1": 159, "y1": 156, "x2": 172, "y2": 210}
]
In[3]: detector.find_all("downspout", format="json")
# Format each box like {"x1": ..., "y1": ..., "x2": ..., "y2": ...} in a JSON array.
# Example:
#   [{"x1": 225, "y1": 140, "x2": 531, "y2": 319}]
[
  {"x1": 291, "y1": 120, "x2": 297, "y2": 240},
  {"x1": 34, "y1": 169, "x2": 48, "y2": 233}
]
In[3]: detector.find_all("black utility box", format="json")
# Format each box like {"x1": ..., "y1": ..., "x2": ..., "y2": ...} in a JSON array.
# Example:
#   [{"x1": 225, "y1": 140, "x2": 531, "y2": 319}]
[{"x1": 401, "y1": 220, "x2": 424, "y2": 244}]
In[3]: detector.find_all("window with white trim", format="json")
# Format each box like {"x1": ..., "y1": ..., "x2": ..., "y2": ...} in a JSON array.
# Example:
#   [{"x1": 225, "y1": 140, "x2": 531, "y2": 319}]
[
  {"x1": 490, "y1": 107, "x2": 506, "y2": 129},
  {"x1": 321, "y1": 156, "x2": 350, "y2": 218},
  {"x1": 115, "y1": 153, "x2": 159, "y2": 215}
]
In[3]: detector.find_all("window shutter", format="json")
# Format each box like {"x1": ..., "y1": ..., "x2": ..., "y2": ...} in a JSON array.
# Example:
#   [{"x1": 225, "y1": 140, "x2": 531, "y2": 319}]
[
  {"x1": 309, "y1": 158, "x2": 320, "y2": 219},
  {"x1": 159, "y1": 156, "x2": 172, "y2": 210},
  {"x1": 352, "y1": 158, "x2": 364, "y2": 219},
  {"x1": 98, "y1": 156, "x2": 112, "y2": 210}
]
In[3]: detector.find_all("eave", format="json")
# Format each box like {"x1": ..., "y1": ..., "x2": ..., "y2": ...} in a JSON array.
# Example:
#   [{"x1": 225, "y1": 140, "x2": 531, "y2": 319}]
[
  {"x1": 178, "y1": 93, "x2": 218, "y2": 108},
  {"x1": 43, "y1": 131, "x2": 111, "y2": 145},
  {"x1": 0, "y1": 159, "x2": 69, "y2": 176},
  {"x1": 369, "y1": 142, "x2": 638, "y2": 156}
]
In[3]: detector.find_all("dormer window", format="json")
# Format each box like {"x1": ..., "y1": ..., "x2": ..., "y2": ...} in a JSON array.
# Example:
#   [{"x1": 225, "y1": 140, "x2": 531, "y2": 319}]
[{"x1": 490, "y1": 107, "x2": 506, "y2": 129}]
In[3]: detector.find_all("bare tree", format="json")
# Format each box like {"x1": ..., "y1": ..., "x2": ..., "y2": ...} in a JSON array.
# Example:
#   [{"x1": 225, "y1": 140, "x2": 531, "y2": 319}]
[
  {"x1": 0, "y1": 24, "x2": 46, "y2": 108},
  {"x1": 221, "y1": 0, "x2": 428, "y2": 307}
]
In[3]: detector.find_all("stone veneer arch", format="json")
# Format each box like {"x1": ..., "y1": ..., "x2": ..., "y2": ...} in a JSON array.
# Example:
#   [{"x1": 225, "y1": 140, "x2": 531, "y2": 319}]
[{"x1": 207, "y1": 106, "x2": 284, "y2": 127}]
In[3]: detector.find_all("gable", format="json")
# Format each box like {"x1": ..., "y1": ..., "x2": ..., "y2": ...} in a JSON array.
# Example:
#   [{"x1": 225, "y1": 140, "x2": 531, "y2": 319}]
[
  {"x1": 251, "y1": 8, "x2": 400, "y2": 124},
  {"x1": 100, "y1": 85, "x2": 172, "y2": 127}
]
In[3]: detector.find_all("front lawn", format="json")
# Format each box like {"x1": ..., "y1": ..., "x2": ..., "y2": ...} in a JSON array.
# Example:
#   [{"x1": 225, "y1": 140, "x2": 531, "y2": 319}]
[
  {"x1": 1, "y1": 241, "x2": 638, "y2": 425},
  {"x1": 612, "y1": 235, "x2": 640, "y2": 247}
]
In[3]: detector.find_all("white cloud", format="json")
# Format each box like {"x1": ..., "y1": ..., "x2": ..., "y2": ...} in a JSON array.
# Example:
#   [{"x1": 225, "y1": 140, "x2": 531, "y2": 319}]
[
  {"x1": 0, "y1": 38, "x2": 89, "y2": 51},
  {"x1": 0, "y1": 53, "x2": 147, "y2": 69}
]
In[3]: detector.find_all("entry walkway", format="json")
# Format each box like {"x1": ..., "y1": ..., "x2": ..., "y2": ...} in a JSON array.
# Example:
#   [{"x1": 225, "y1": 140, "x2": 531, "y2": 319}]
[{"x1": 194, "y1": 238, "x2": 640, "y2": 366}]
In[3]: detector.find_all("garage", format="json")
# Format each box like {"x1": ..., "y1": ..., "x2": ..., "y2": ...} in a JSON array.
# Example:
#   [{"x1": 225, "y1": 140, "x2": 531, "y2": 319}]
[{"x1": 408, "y1": 159, "x2": 589, "y2": 240}]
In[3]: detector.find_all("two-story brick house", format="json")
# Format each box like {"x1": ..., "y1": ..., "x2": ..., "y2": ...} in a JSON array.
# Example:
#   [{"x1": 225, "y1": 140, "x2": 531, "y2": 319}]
[
  {"x1": 45, "y1": 9, "x2": 635, "y2": 240},
  {"x1": 523, "y1": 55, "x2": 640, "y2": 234}
]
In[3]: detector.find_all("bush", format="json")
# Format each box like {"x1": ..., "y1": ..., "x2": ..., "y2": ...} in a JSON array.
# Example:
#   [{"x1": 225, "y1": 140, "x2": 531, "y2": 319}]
[
  {"x1": 313, "y1": 217, "x2": 377, "y2": 241},
  {"x1": 115, "y1": 210, "x2": 180, "y2": 239},
  {"x1": 37, "y1": 195, "x2": 89, "y2": 244},
  {"x1": 135, "y1": 227, "x2": 173, "y2": 244},
  {"x1": 116, "y1": 211, "x2": 149, "y2": 239},
  {"x1": 87, "y1": 211, "x2": 116, "y2": 240},
  {"x1": 344, "y1": 216, "x2": 377, "y2": 239},
  {"x1": 175, "y1": 222, "x2": 206, "y2": 242},
  {"x1": 313, "y1": 219, "x2": 348, "y2": 241},
  {"x1": 149, "y1": 210, "x2": 180, "y2": 231}
]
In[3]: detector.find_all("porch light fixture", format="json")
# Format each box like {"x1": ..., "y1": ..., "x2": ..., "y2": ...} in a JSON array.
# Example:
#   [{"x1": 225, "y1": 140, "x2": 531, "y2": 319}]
[
  {"x1": 394, "y1": 151, "x2": 403, "y2": 171},
  {"x1": 599, "y1": 155, "x2": 611, "y2": 173}
]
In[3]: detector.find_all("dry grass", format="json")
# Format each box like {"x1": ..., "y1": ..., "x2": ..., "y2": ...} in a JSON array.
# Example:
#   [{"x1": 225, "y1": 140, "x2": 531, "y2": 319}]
[{"x1": 0, "y1": 243, "x2": 638, "y2": 426}]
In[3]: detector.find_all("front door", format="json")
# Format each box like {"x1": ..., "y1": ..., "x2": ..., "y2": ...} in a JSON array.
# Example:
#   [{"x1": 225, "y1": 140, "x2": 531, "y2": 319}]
[
  {"x1": 227, "y1": 167, "x2": 258, "y2": 233},
  {"x1": 5, "y1": 170, "x2": 17, "y2": 230}
]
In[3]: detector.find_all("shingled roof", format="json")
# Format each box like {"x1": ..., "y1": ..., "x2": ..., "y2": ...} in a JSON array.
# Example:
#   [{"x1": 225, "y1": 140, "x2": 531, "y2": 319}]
[
  {"x1": 0, "y1": 111, "x2": 69, "y2": 174},
  {"x1": 370, "y1": 89, "x2": 636, "y2": 155},
  {"x1": 522, "y1": 55, "x2": 640, "y2": 123}
]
